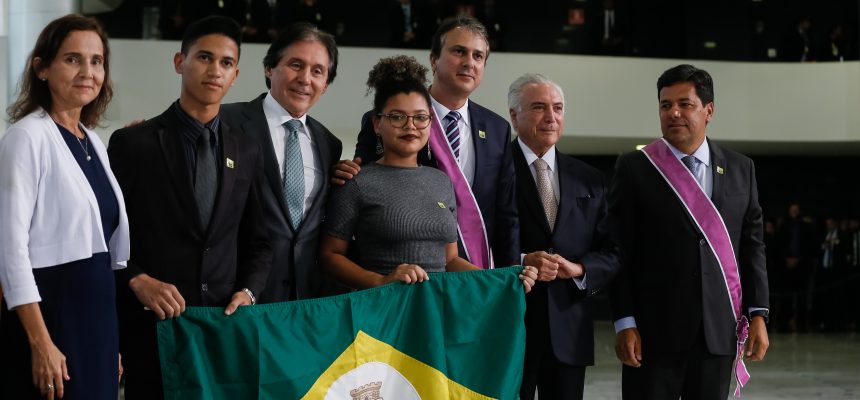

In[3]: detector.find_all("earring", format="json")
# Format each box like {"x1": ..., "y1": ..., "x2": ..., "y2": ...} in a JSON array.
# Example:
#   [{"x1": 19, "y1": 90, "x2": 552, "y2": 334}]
[{"x1": 375, "y1": 135, "x2": 383, "y2": 155}]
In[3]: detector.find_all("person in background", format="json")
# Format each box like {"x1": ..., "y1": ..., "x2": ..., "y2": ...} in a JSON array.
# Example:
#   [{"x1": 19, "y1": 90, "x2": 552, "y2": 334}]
[{"x1": 0, "y1": 14, "x2": 129, "y2": 400}]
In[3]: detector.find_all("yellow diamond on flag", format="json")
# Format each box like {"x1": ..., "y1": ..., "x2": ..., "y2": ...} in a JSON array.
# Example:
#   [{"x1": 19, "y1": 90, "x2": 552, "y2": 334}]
[{"x1": 303, "y1": 331, "x2": 494, "y2": 400}]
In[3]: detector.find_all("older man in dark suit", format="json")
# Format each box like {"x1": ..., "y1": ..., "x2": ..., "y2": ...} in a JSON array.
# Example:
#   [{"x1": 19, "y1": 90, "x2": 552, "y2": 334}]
[
  {"x1": 222, "y1": 23, "x2": 343, "y2": 301},
  {"x1": 335, "y1": 15, "x2": 519, "y2": 269},
  {"x1": 108, "y1": 17, "x2": 272, "y2": 400},
  {"x1": 609, "y1": 64, "x2": 770, "y2": 399},
  {"x1": 509, "y1": 74, "x2": 621, "y2": 400}
]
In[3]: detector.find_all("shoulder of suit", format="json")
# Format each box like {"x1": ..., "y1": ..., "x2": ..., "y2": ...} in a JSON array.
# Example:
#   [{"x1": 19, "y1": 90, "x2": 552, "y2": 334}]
[
  {"x1": 708, "y1": 139, "x2": 754, "y2": 166},
  {"x1": 468, "y1": 100, "x2": 510, "y2": 126},
  {"x1": 558, "y1": 151, "x2": 604, "y2": 181}
]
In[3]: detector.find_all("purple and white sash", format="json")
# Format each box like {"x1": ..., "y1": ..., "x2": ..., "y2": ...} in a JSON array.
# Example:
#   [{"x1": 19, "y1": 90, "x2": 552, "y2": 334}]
[
  {"x1": 428, "y1": 109, "x2": 493, "y2": 269},
  {"x1": 641, "y1": 138, "x2": 750, "y2": 397}
]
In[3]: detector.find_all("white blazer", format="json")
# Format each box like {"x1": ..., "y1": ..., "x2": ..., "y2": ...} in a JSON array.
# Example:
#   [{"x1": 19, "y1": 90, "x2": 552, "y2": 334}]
[{"x1": 0, "y1": 109, "x2": 130, "y2": 309}]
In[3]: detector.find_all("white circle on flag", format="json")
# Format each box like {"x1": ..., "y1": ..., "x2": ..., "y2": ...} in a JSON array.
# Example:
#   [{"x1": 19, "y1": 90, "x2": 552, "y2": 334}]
[{"x1": 324, "y1": 361, "x2": 420, "y2": 400}]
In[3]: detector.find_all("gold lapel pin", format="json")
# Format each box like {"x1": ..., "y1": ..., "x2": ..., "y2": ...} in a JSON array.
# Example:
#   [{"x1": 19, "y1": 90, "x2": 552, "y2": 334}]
[
  {"x1": 226, "y1": 158, "x2": 235, "y2": 169},
  {"x1": 716, "y1": 166, "x2": 724, "y2": 175},
  {"x1": 437, "y1": 202, "x2": 446, "y2": 208},
  {"x1": 478, "y1": 130, "x2": 486, "y2": 139}
]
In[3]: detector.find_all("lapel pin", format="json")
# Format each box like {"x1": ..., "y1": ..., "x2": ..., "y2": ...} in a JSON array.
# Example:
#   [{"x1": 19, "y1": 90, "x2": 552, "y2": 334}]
[
  {"x1": 716, "y1": 166, "x2": 724, "y2": 175},
  {"x1": 226, "y1": 158, "x2": 235, "y2": 169},
  {"x1": 437, "y1": 202, "x2": 446, "y2": 208},
  {"x1": 478, "y1": 130, "x2": 486, "y2": 139}
]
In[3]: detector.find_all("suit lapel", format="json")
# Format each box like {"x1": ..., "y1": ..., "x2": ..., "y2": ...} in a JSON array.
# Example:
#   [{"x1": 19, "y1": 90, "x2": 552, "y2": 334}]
[
  {"x1": 554, "y1": 153, "x2": 579, "y2": 236},
  {"x1": 468, "y1": 102, "x2": 486, "y2": 190},
  {"x1": 210, "y1": 119, "x2": 238, "y2": 234},
  {"x1": 157, "y1": 110, "x2": 199, "y2": 231},
  {"x1": 243, "y1": 97, "x2": 291, "y2": 226},
  {"x1": 304, "y1": 116, "x2": 331, "y2": 227},
  {"x1": 709, "y1": 139, "x2": 727, "y2": 210},
  {"x1": 513, "y1": 142, "x2": 553, "y2": 235}
]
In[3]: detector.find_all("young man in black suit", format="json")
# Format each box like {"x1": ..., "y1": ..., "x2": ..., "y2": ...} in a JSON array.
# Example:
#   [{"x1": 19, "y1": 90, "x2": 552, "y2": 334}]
[
  {"x1": 609, "y1": 64, "x2": 769, "y2": 399},
  {"x1": 222, "y1": 23, "x2": 343, "y2": 301},
  {"x1": 335, "y1": 15, "x2": 519, "y2": 269},
  {"x1": 108, "y1": 16, "x2": 272, "y2": 399},
  {"x1": 509, "y1": 74, "x2": 621, "y2": 399}
]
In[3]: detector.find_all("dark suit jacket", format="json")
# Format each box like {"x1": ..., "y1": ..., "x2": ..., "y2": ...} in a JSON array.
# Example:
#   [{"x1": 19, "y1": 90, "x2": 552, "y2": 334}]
[
  {"x1": 222, "y1": 94, "x2": 343, "y2": 301},
  {"x1": 608, "y1": 139, "x2": 768, "y2": 356},
  {"x1": 514, "y1": 142, "x2": 620, "y2": 366},
  {"x1": 108, "y1": 106, "x2": 272, "y2": 398},
  {"x1": 354, "y1": 100, "x2": 520, "y2": 267}
]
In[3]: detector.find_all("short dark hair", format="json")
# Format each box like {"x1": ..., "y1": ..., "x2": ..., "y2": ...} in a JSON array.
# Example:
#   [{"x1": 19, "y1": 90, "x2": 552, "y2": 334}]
[
  {"x1": 180, "y1": 16, "x2": 242, "y2": 58},
  {"x1": 7, "y1": 14, "x2": 112, "y2": 128},
  {"x1": 366, "y1": 55, "x2": 430, "y2": 114},
  {"x1": 657, "y1": 64, "x2": 714, "y2": 105},
  {"x1": 430, "y1": 15, "x2": 489, "y2": 61},
  {"x1": 263, "y1": 23, "x2": 338, "y2": 88}
]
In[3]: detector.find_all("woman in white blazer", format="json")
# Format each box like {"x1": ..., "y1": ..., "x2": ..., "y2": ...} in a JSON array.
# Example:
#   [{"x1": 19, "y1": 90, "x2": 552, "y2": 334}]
[{"x1": 0, "y1": 15, "x2": 129, "y2": 400}]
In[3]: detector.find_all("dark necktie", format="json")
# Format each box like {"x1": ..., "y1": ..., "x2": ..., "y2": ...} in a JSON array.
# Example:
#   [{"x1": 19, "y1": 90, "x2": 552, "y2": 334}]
[
  {"x1": 444, "y1": 111, "x2": 462, "y2": 159},
  {"x1": 282, "y1": 119, "x2": 304, "y2": 228},
  {"x1": 195, "y1": 129, "x2": 217, "y2": 229}
]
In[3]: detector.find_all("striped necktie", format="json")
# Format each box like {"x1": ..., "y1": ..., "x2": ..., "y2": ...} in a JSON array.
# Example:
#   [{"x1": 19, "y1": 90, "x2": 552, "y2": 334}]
[{"x1": 444, "y1": 111, "x2": 462, "y2": 159}]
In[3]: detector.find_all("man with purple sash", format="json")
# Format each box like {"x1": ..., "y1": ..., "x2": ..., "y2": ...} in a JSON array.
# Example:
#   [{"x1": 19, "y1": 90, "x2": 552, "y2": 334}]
[
  {"x1": 334, "y1": 15, "x2": 519, "y2": 269},
  {"x1": 608, "y1": 64, "x2": 770, "y2": 399}
]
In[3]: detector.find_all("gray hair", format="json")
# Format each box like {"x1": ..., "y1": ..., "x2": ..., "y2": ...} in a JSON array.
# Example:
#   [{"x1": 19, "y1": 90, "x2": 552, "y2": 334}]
[{"x1": 507, "y1": 73, "x2": 565, "y2": 112}]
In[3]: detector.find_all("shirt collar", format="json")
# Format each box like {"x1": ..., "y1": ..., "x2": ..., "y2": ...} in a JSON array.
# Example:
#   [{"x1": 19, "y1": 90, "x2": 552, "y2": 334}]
[
  {"x1": 173, "y1": 100, "x2": 220, "y2": 142},
  {"x1": 517, "y1": 137, "x2": 556, "y2": 171},
  {"x1": 666, "y1": 137, "x2": 710, "y2": 167},
  {"x1": 264, "y1": 92, "x2": 309, "y2": 137},
  {"x1": 430, "y1": 95, "x2": 470, "y2": 130}
]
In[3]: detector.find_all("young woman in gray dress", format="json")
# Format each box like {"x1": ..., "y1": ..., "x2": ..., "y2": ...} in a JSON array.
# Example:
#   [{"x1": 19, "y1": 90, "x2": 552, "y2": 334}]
[{"x1": 319, "y1": 55, "x2": 536, "y2": 290}]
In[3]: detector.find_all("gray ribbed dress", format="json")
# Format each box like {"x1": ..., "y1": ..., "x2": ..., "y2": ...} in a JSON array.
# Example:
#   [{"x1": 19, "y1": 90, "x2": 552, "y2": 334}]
[{"x1": 324, "y1": 162, "x2": 459, "y2": 274}]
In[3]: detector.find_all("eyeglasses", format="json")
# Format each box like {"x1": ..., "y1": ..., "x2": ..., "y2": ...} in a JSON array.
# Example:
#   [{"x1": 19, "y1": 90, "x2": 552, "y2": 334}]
[{"x1": 377, "y1": 112, "x2": 433, "y2": 129}]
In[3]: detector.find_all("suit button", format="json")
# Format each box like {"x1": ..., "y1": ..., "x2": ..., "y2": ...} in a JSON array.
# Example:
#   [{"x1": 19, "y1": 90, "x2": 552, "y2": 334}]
[
  {"x1": 203, "y1": 247, "x2": 210, "y2": 254},
  {"x1": 201, "y1": 283, "x2": 208, "y2": 292},
  {"x1": 699, "y1": 239, "x2": 706, "y2": 246}
]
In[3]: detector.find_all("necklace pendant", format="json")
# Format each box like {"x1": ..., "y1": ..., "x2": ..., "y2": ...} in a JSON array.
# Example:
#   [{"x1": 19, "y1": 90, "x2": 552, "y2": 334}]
[{"x1": 86, "y1": 155, "x2": 92, "y2": 161}]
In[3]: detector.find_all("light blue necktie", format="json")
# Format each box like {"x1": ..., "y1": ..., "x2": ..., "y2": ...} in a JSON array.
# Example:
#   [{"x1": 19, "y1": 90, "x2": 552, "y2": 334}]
[
  {"x1": 282, "y1": 119, "x2": 304, "y2": 228},
  {"x1": 681, "y1": 155, "x2": 703, "y2": 189}
]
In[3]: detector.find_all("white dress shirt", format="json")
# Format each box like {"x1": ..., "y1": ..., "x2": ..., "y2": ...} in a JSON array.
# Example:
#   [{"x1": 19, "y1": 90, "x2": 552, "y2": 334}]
[
  {"x1": 0, "y1": 110, "x2": 129, "y2": 309},
  {"x1": 263, "y1": 93, "x2": 323, "y2": 215},
  {"x1": 431, "y1": 96, "x2": 475, "y2": 185}
]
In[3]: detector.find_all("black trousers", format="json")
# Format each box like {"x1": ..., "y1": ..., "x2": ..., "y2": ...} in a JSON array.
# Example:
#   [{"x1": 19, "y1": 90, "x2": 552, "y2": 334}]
[
  {"x1": 621, "y1": 327, "x2": 733, "y2": 400},
  {"x1": 520, "y1": 286, "x2": 586, "y2": 400}
]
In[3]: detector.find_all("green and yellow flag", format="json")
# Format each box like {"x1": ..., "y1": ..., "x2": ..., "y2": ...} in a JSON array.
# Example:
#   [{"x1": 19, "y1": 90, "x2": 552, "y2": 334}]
[{"x1": 157, "y1": 267, "x2": 527, "y2": 399}]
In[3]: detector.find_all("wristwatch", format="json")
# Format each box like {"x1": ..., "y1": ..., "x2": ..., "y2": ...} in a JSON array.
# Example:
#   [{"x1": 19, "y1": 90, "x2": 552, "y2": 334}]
[{"x1": 749, "y1": 309, "x2": 769, "y2": 324}]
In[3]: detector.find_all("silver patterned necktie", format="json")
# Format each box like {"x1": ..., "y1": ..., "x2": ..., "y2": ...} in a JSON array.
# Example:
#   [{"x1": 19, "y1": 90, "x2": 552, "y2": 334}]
[
  {"x1": 533, "y1": 158, "x2": 557, "y2": 231},
  {"x1": 681, "y1": 155, "x2": 703, "y2": 188},
  {"x1": 282, "y1": 119, "x2": 304, "y2": 228}
]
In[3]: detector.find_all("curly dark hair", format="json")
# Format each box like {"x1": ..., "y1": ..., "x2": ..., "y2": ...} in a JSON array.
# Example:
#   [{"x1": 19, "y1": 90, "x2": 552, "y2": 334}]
[
  {"x1": 366, "y1": 55, "x2": 430, "y2": 114},
  {"x1": 7, "y1": 14, "x2": 112, "y2": 128}
]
